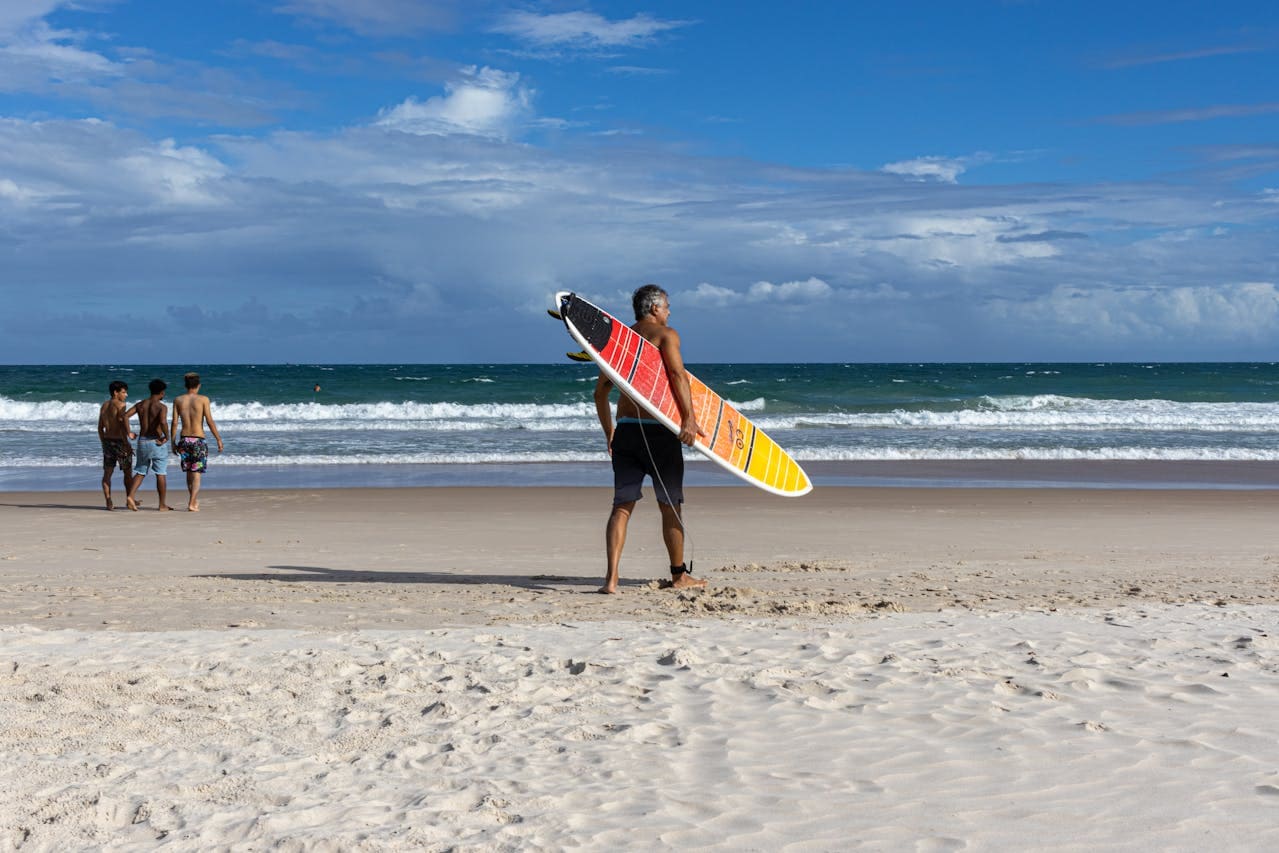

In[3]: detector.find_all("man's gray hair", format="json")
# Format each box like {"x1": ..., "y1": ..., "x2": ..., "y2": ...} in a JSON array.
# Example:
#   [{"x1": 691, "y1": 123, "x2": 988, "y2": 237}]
[{"x1": 632, "y1": 284, "x2": 668, "y2": 321}]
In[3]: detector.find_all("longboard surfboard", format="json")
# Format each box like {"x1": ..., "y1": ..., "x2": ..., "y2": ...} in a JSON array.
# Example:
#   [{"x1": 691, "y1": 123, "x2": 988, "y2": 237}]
[{"x1": 555, "y1": 291, "x2": 812, "y2": 497}]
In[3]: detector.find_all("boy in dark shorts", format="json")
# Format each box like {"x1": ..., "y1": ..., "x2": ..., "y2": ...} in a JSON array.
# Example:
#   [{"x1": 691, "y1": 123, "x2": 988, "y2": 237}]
[
  {"x1": 592, "y1": 284, "x2": 708, "y2": 594},
  {"x1": 97, "y1": 380, "x2": 136, "y2": 510}
]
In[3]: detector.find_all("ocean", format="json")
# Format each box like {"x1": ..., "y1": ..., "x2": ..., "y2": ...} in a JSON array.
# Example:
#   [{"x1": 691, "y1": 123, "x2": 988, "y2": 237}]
[{"x1": 3, "y1": 362, "x2": 1279, "y2": 491}]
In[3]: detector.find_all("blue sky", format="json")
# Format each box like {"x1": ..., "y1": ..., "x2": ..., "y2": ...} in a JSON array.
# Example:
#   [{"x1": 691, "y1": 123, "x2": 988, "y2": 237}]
[{"x1": 1, "y1": 0, "x2": 1277, "y2": 363}]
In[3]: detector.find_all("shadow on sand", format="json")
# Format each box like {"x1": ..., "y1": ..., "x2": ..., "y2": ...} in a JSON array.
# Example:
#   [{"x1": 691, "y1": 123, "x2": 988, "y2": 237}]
[
  {"x1": 0, "y1": 501, "x2": 117, "y2": 512},
  {"x1": 193, "y1": 564, "x2": 648, "y2": 592}
]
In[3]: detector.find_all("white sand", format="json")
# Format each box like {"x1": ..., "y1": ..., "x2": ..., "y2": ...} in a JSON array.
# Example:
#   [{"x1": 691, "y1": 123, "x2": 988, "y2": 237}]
[
  {"x1": 3, "y1": 606, "x2": 1279, "y2": 851},
  {"x1": 3, "y1": 486, "x2": 1279, "y2": 850}
]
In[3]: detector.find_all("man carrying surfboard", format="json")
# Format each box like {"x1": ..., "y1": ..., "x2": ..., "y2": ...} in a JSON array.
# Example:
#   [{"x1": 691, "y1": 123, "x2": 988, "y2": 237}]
[{"x1": 593, "y1": 284, "x2": 708, "y2": 595}]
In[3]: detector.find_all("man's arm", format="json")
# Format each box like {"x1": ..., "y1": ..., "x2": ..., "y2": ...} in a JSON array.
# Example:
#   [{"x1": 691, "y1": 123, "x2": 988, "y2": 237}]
[
  {"x1": 169, "y1": 402, "x2": 180, "y2": 453},
  {"x1": 122, "y1": 401, "x2": 139, "y2": 440},
  {"x1": 155, "y1": 403, "x2": 169, "y2": 443},
  {"x1": 202, "y1": 398, "x2": 224, "y2": 452},
  {"x1": 593, "y1": 374, "x2": 615, "y2": 454},
  {"x1": 658, "y1": 329, "x2": 703, "y2": 447}
]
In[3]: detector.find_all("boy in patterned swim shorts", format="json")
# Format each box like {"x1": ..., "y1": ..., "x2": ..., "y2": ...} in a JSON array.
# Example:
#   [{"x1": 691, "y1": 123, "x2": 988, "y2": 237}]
[
  {"x1": 176, "y1": 436, "x2": 208, "y2": 474},
  {"x1": 97, "y1": 380, "x2": 136, "y2": 510},
  {"x1": 170, "y1": 372, "x2": 224, "y2": 512}
]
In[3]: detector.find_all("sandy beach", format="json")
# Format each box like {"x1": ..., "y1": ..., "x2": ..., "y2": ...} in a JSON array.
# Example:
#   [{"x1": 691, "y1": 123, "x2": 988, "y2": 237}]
[{"x1": 3, "y1": 484, "x2": 1279, "y2": 849}]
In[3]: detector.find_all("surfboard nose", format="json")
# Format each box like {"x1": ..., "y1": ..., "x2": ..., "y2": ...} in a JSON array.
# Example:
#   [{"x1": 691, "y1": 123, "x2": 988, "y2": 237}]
[{"x1": 559, "y1": 293, "x2": 613, "y2": 352}]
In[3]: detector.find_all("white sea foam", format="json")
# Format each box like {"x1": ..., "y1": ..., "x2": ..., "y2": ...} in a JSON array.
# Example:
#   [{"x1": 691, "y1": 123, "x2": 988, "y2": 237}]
[
  {"x1": 0, "y1": 451, "x2": 609, "y2": 468},
  {"x1": 790, "y1": 446, "x2": 1279, "y2": 462},
  {"x1": 9, "y1": 445, "x2": 1279, "y2": 468},
  {"x1": 0, "y1": 398, "x2": 102, "y2": 421},
  {"x1": 4, "y1": 394, "x2": 1278, "y2": 468},
  {"x1": 759, "y1": 395, "x2": 1279, "y2": 432},
  {"x1": 0, "y1": 396, "x2": 768, "y2": 426}
]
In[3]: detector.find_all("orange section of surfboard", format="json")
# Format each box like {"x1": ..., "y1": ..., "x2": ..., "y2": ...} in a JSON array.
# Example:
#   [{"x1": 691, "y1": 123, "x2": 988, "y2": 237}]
[{"x1": 556, "y1": 291, "x2": 812, "y2": 497}]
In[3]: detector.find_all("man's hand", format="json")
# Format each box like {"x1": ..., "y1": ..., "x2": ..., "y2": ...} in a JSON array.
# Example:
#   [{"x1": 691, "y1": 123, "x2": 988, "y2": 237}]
[{"x1": 678, "y1": 417, "x2": 706, "y2": 448}]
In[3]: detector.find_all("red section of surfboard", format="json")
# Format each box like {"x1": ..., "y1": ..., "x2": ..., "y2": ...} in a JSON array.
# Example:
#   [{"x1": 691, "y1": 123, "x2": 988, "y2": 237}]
[{"x1": 597, "y1": 316, "x2": 678, "y2": 425}]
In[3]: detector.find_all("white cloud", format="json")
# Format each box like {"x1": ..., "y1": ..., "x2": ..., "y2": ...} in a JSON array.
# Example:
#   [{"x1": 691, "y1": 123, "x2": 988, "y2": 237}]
[
  {"x1": 0, "y1": 5, "x2": 286, "y2": 125},
  {"x1": 492, "y1": 11, "x2": 689, "y2": 49},
  {"x1": 375, "y1": 67, "x2": 532, "y2": 139},
  {"x1": 747, "y1": 277, "x2": 833, "y2": 302},
  {"x1": 1098, "y1": 102, "x2": 1279, "y2": 126},
  {"x1": 686, "y1": 278, "x2": 833, "y2": 307},
  {"x1": 989, "y1": 282, "x2": 1279, "y2": 342},
  {"x1": 871, "y1": 214, "x2": 1061, "y2": 267},
  {"x1": 116, "y1": 138, "x2": 229, "y2": 206},
  {"x1": 685, "y1": 282, "x2": 737, "y2": 307},
  {"x1": 0, "y1": 5, "x2": 120, "y2": 90},
  {"x1": 0, "y1": 118, "x2": 227, "y2": 209},
  {"x1": 881, "y1": 155, "x2": 971, "y2": 183},
  {"x1": 0, "y1": 1, "x2": 66, "y2": 35},
  {"x1": 4, "y1": 108, "x2": 1278, "y2": 360},
  {"x1": 275, "y1": 0, "x2": 463, "y2": 36}
]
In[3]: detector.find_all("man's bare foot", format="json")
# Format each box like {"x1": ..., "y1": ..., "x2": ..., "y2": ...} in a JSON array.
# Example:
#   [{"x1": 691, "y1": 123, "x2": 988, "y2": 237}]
[
  {"x1": 104, "y1": 497, "x2": 113, "y2": 511},
  {"x1": 669, "y1": 573, "x2": 707, "y2": 590},
  {"x1": 126, "y1": 498, "x2": 139, "y2": 511},
  {"x1": 188, "y1": 504, "x2": 200, "y2": 512},
  {"x1": 157, "y1": 505, "x2": 173, "y2": 512},
  {"x1": 597, "y1": 585, "x2": 618, "y2": 594}
]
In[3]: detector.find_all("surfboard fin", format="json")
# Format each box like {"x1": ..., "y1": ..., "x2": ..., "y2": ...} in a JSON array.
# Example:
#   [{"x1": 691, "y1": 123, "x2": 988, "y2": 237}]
[
  {"x1": 565, "y1": 351, "x2": 592, "y2": 362},
  {"x1": 547, "y1": 308, "x2": 563, "y2": 320}
]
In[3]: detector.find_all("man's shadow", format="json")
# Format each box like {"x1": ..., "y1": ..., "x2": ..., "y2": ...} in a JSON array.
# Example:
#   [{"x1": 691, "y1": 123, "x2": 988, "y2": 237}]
[
  {"x1": 0, "y1": 501, "x2": 111, "y2": 512},
  {"x1": 194, "y1": 565, "x2": 648, "y2": 592}
]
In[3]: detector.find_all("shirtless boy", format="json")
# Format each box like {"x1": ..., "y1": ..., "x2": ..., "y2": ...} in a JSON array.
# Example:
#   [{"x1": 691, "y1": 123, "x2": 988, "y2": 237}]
[
  {"x1": 97, "y1": 380, "x2": 136, "y2": 510},
  {"x1": 125, "y1": 379, "x2": 173, "y2": 511},
  {"x1": 169, "y1": 372, "x2": 224, "y2": 512},
  {"x1": 592, "y1": 284, "x2": 709, "y2": 594}
]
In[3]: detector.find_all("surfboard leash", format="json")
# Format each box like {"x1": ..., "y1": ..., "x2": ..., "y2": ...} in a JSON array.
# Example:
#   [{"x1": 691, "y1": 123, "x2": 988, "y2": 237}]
[{"x1": 638, "y1": 420, "x2": 694, "y2": 577}]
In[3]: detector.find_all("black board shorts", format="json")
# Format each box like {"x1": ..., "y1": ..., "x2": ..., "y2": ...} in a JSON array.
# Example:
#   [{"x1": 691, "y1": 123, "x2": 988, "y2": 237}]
[{"x1": 612, "y1": 420, "x2": 684, "y2": 506}]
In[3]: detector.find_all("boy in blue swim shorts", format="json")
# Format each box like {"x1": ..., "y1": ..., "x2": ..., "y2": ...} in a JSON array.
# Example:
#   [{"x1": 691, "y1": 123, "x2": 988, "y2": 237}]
[{"x1": 125, "y1": 378, "x2": 174, "y2": 511}]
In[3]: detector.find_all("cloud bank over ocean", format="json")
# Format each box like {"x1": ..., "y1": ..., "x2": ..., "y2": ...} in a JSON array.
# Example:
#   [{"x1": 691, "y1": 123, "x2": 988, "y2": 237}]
[{"x1": 1, "y1": 2, "x2": 1276, "y2": 362}]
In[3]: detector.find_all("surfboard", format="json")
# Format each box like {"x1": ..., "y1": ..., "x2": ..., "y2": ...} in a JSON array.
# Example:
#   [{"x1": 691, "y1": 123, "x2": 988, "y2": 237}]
[{"x1": 554, "y1": 291, "x2": 812, "y2": 497}]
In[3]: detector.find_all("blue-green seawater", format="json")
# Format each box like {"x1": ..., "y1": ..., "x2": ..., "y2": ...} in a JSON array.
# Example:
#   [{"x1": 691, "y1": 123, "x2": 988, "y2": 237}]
[{"x1": 3, "y1": 362, "x2": 1279, "y2": 490}]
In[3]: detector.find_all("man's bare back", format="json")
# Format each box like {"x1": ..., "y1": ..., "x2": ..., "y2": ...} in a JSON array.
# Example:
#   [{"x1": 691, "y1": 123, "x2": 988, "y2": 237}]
[
  {"x1": 97, "y1": 398, "x2": 131, "y2": 442},
  {"x1": 133, "y1": 398, "x2": 168, "y2": 439},
  {"x1": 172, "y1": 393, "x2": 213, "y2": 439}
]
